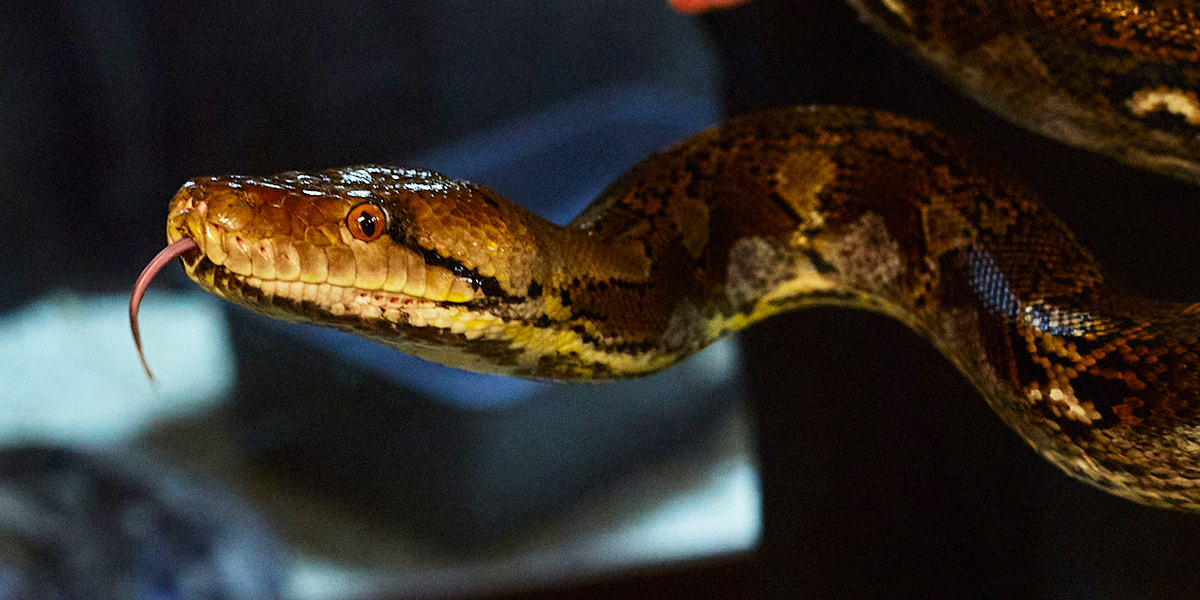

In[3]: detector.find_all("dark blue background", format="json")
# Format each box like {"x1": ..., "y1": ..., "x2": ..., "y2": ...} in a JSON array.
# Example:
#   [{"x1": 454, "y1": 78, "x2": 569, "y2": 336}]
[{"x1": 6, "y1": 0, "x2": 1200, "y2": 598}]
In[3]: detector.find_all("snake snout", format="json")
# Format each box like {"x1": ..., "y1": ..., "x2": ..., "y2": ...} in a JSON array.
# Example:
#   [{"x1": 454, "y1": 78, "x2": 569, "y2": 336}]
[
  {"x1": 166, "y1": 177, "x2": 295, "y2": 279},
  {"x1": 166, "y1": 181, "x2": 216, "y2": 248}
]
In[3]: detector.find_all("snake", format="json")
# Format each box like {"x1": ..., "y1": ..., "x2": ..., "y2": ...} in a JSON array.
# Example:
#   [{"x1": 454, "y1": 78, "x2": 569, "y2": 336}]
[{"x1": 131, "y1": 0, "x2": 1200, "y2": 510}]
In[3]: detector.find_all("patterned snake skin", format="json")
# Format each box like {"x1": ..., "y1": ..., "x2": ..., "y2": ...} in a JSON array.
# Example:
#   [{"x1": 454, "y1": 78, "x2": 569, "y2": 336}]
[{"x1": 132, "y1": 1, "x2": 1200, "y2": 509}]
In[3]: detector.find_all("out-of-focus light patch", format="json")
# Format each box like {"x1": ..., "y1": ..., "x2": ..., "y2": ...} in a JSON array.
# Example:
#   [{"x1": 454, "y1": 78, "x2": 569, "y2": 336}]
[
  {"x1": 0, "y1": 292, "x2": 234, "y2": 443},
  {"x1": 555, "y1": 402, "x2": 762, "y2": 572},
  {"x1": 287, "y1": 562, "x2": 381, "y2": 600},
  {"x1": 588, "y1": 456, "x2": 761, "y2": 566},
  {"x1": 286, "y1": 405, "x2": 761, "y2": 600}
]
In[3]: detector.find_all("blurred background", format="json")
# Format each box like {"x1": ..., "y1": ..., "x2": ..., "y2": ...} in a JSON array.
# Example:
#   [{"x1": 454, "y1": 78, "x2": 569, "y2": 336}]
[{"x1": 4, "y1": 0, "x2": 1200, "y2": 599}]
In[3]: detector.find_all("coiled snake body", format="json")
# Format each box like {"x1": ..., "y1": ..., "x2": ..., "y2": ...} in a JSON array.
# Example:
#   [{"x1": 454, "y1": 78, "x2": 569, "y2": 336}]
[{"x1": 133, "y1": 1, "x2": 1200, "y2": 510}]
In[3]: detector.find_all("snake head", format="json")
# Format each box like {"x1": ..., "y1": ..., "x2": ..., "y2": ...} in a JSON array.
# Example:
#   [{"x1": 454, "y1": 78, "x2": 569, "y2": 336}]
[{"x1": 133, "y1": 165, "x2": 570, "y2": 379}]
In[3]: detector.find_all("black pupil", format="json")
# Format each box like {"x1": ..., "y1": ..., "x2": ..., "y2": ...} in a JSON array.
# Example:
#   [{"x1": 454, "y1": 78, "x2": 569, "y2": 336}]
[{"x1": 356, "y1": 211, "x2": 377, "y2": 237}]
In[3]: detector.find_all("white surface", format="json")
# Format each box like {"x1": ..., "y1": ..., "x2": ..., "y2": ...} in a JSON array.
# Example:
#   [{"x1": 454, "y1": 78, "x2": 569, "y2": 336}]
[
  {"x1": 0, "y1": 291, "x2": 234, "y2": 443},
  {"x1": 285, "y1": 405, "x2": 761, "y2": 600}
]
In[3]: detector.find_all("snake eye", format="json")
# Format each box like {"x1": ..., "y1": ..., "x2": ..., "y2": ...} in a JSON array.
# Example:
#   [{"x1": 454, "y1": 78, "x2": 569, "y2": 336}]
[{"x1": 347, "y1": 203, "x2": 387, "y2": 242}]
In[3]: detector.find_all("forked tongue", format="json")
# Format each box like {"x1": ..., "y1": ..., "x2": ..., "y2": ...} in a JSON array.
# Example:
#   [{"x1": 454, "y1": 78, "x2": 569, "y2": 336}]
[{"x1": 130, "y1": 237, "x2": 199, "y2": 381}]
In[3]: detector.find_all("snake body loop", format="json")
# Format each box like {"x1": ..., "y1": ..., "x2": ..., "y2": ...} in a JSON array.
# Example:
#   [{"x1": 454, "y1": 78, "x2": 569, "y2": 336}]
[
  {"x1": 851, "y1": 0, "x2": 1200, "y2": 183},
  {"x1": 133, "y1": 1, "x2": 1200, "y2": 510}
]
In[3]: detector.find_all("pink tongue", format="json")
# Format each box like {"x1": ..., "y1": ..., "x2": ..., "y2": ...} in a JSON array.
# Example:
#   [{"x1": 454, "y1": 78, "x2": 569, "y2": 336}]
[{"x1": 130, "y1": 237, "x2": 200, "y2": 381}]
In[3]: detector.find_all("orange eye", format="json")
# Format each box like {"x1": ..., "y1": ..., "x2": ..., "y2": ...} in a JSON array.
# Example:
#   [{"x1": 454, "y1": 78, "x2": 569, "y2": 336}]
[{"x1": 346, "y1": 203, "x2": 387, "y2": 242}]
